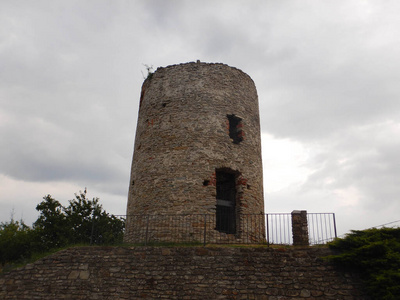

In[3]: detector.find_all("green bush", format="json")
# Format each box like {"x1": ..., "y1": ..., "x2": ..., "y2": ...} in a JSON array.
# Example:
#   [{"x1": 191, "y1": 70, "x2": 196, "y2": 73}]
[
  {"x1": 35, "y1": 190, "x2": 125, "y2": 249},
  {"x1": 328, "y1": 227, "x2": 400, "y2": 300},
  {"x1": 0, "y1": 189, "x2": 125, "y2": 269},
  {"x1": 0, "y1": 219, "x2": 34, "y2": 265}
]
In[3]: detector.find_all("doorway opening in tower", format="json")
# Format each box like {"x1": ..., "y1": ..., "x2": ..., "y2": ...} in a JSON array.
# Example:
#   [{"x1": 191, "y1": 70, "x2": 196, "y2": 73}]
[
  {"x1": 216, "y1": 169, "x2": 238, "y2": 234},
  {"x1": 227, "y1": 114, "x2": 243, "y2": 144}
]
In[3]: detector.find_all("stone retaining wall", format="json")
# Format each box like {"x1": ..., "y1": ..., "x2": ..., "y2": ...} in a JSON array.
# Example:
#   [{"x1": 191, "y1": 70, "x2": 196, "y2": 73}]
[{"x1": 0, "y1": 246, "x2": 368, "y2": 299}]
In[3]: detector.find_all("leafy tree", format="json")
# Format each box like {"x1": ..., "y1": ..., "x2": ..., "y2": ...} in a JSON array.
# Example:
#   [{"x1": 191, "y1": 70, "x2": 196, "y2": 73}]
[
  {"x1": 0, "y1": 189, "x2": 125, "y2": 268},
  {"x1": 34, "y1": 195, "x2": 68, "y2": 250},
  {"x1": 0, "y1": 219, "x2": 34, "y2": 266},
  {"x1": 328, "y1": 227, "x2": 400, "y2": 300},
  {"x1": 63, "y1": 189, "x2": 125, "y2": 245},
  {"x1": 34, "y1": 189, "x2": 125, "y2": 248}
]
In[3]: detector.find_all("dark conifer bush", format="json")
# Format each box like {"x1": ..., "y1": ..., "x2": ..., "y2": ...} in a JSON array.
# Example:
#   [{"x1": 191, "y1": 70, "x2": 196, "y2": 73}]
[{"x1": 328, "y1": 227, "x2": 400, "y2": 300}]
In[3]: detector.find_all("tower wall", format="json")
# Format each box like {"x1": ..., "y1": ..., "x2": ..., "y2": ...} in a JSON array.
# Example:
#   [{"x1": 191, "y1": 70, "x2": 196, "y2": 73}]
[{"x1": 125, "y1": 62, "x2": 264, "y2": 243}]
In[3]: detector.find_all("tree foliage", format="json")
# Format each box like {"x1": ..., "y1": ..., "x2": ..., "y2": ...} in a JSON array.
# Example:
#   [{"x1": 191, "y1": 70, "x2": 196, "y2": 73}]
[
  {"x1": 34, "y1": 195, "x2": 68, "y2": 249},
  {"x1": 34, "y1": 189, "x2": 125, "y2": 249},
  {"x1": 0, "y1": 219, "x2": 34, "y2": 265},
  {"x1": 0, "y1": 189, "x2": 125, "y2": 268},
  {"x1": 328, "y1": 227, "x2": 400, "y2": 300}
]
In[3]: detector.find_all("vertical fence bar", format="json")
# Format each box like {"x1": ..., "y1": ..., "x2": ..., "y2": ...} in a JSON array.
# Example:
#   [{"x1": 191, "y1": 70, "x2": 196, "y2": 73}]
[
  {"x1": 266, "y1": 214, "x2": 270, "y2": 247},
  {"x1": 333, "y1": 213, "x2": 337, "y2": 239},
  {"x1": 246, "y1": 214, "x2": 249, "y2": 244},
  {"x1": 328, "y1": 214, "x2": 333, "y2": 240},
  {"x1": 273, "y1": 214, "x2": 277, "y2": 244},
  {"x1": 319, "y1": 214, "x2": 324, "y2": 243},
  {"x1": 287, "y1": 213, "x2": 290, "y2": 244},
  {"x1": 311, "y1": 214, "x2": 316, "y2": 244},
  {"x1": 274, "y1": 214, "x2": 277, "y2": 244},
  {"x1": 203, "y1": 214, "x2": 207, "y2": 246},
  {"x1": 145, "y1": 215, "x2": 149, "y2": 245}
]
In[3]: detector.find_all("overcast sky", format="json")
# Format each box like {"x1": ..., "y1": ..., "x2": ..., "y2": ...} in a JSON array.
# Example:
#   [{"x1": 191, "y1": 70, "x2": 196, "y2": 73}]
[{"x1": 1, "y1": 0, "x2": 399, "y2": 237}]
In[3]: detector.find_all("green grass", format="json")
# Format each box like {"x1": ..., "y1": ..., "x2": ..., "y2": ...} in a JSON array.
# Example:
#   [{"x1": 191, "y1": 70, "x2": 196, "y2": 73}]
[{"x1": 1, "y1": 243, "x2": 93, "y2": 274}]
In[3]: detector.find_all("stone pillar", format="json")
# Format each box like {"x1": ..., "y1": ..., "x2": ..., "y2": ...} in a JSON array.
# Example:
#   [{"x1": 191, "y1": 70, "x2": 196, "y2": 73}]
[{"x1": 291, "y1": 210, "x2": 309, "y2": 246}]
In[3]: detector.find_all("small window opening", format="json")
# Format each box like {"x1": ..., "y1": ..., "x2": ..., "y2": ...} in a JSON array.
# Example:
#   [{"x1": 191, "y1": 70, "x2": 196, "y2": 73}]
[
  {"x1": 227, "y1": 114, "x2": 243, "y2": 144},
  {"x1": 216, "y1": 170, "x2": 237, "y2": 234},
  {"x1": 203, "y1": 180, "x2": 210, "y2": 186},
  {"x1": 162, "y1": 103, "x2": 167, "y2": 107},
  {"x1": 131, "y1": 180, "x2": 135, "y2": 186}
]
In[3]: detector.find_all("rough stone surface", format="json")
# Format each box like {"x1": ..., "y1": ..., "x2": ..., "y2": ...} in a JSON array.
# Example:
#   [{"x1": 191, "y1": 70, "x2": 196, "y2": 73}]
[
  {"x1": 0, "y1": 246, "x2": 369, "y2": 299},
  {"x1": 125, "y1": 62, "x2": 264, "y2": 243},
  {"x1": 292, "y1": 210, "x2": 309, "y2": 246}
]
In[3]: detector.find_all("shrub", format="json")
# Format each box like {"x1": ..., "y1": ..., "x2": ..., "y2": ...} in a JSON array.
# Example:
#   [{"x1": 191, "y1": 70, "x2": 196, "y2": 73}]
[{"x1": 328, "y1": 227, "x2": 400, "y2": 300}]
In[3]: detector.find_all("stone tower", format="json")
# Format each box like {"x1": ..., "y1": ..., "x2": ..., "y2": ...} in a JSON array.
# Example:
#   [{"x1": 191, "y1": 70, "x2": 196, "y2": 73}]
[{"x1": 125, "y1": 61, "x2": 265, "y2": 243}]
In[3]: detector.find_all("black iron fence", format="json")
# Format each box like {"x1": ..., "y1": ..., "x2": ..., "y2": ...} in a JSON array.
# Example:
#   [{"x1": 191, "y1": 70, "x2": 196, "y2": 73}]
[
  {"x1": 266, "y1": 213, "x2": 337, "y2": 245},
  {"x1": 308, "y1": 213, "x2": 338, "y2": 244},
  {"x1": 122, "y1": 212, "x2": 337, "y2": 246}
]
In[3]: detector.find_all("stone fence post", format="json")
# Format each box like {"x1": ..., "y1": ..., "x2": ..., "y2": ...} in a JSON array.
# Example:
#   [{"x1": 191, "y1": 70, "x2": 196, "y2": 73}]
[{"x1": 291, "y1": 210, "x2": 309, "y2": 246}]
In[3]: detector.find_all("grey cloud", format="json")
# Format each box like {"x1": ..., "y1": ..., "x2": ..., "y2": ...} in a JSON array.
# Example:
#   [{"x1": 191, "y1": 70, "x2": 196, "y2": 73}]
[
  {"x1": 251, "y1": 1, "x2": 400, "y2": 141},
  {"x1": 0, "y1": 1, "x2": 138, "y2": 189},
  {"x1": 299, "y1": 122, "x2": 400, "y2": 213},
  {"x1": 1, "y1": 0, "x2": 400, "y2": 236},
  {"x1": 0, "y1": 121, "x2": 125, "y2": 184}
]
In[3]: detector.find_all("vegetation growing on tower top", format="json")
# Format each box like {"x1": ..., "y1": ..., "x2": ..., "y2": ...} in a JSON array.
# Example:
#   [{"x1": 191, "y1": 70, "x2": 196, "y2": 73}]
[{"x1": 142, "y1": 64, "x2": 154, "y2": 80}]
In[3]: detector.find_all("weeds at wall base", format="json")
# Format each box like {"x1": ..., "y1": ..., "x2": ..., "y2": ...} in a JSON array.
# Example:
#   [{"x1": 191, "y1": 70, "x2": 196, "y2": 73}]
[{"x1": 1, "y1": 243, "x2": 108, "y2": 274}]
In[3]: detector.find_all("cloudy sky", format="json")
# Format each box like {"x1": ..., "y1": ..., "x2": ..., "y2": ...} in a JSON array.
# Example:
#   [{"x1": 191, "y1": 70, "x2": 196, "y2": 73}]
[{"x1": 1, "y1": 0, "x2": 399, "y2": 237}]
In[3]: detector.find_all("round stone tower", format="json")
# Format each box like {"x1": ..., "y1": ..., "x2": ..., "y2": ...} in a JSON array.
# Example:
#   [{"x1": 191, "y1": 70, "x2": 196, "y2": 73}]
[{"x1": 125, "y1": 61, "x2": 265, "y2": 243}]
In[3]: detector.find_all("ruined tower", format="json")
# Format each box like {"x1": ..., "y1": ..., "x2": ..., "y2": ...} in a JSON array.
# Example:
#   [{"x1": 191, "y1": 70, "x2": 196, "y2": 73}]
[{"x1": 125, "y1": 61, "x2": 265, "y2": 243}]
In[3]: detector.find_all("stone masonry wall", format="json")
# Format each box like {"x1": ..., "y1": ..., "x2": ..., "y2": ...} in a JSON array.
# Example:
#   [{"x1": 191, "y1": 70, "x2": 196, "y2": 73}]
[
  {"x1": 0, "y1": 246, "x2": 369, "y2": 299},
  {"x1": 292, "y1": 211, "x2": 310, "y2": 246}
]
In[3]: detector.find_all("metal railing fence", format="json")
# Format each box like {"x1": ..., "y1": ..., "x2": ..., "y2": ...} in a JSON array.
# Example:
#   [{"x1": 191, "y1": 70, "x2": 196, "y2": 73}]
[
  {"x1": 121, "y1": 212, "x2": 337, "y2": 246},
  {"x1": 307, "y1": 213, "x2": 337, "y2": 244}
]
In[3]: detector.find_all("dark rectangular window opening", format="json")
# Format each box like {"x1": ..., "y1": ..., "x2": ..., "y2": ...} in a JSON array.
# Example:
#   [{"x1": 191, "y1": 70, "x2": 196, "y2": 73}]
[
  {"x1": 227, "y1": 114, "x2": 243, "y2": 144},
  {"x1": 216, "y1": 170, "x2": 237, "y2": 234}
]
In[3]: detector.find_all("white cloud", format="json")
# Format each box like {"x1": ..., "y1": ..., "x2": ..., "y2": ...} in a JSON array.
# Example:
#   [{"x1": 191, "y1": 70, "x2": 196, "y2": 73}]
[{"x1": 262, "y1": 133, "x2": 312, "y2": 193}]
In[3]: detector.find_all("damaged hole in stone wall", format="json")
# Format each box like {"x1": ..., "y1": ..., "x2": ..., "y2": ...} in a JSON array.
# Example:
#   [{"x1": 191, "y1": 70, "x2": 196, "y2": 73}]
[
  {"x1": 227, "y1": 114, "x2": 243, "y2": 144},
  {"x1": 162, "y1": 103, "x2": 167, "y2": 107},
  {"x1": 132, "y1": 180, "x2": 135, "y2": 186},
  {"x1": 203, "y1": 180, "x2": 210, "y2": 186},
  {"x1": 216, "y1": 170, "x2": 237, "y2": 234}
]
